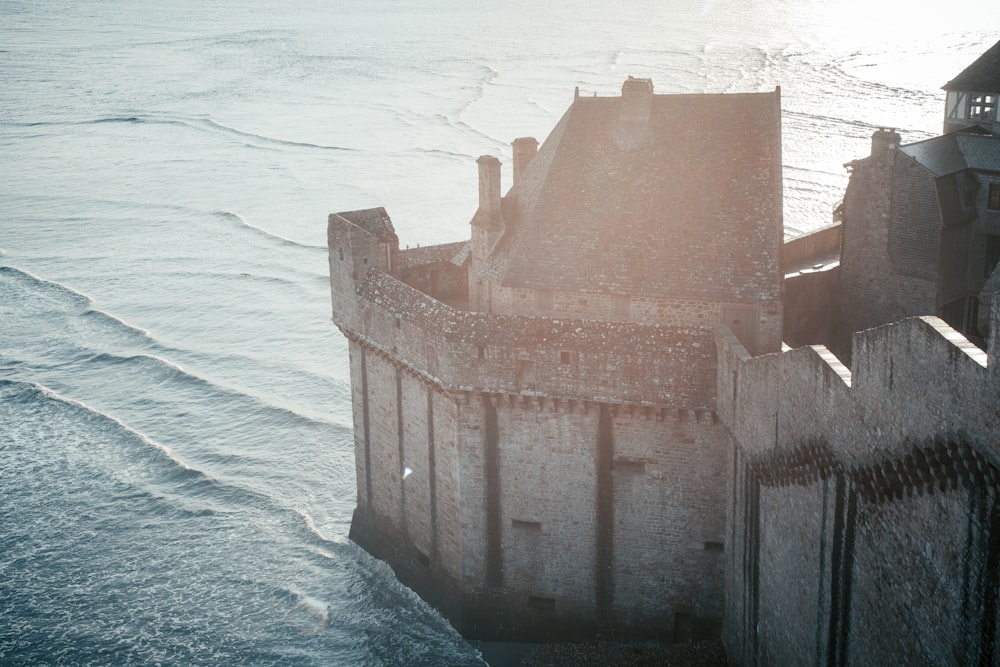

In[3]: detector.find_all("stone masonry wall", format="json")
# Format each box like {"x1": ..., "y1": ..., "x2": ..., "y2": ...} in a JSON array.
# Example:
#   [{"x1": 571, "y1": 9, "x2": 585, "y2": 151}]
[
  {"x1": 610, "y1": 411, "x2": 728, "y2": 639},
  {"x1": 484, "y1": 267, "x2": 782, "y2": 356},
  {"x1": 836, "y1": 133, "x2": 942, "y2": 356},
  {"x1": 353, "y1": 269, "x2": 718, "y2": 408},
  {"x1": 350, "y1": 338, "x2": 730, "y2": 641},
  {"x1": 718, "y1": 308, "x2": 1000, "y2": 666},
  {"x1": 338, "y1": 252, "x2": 730, "y2": 641},
  {"x1": 333, "y1": 207, "x2": 745, "y2": 643},
  {"x1": 347, "y1": 340, "x2": 467, "y2": 623}
]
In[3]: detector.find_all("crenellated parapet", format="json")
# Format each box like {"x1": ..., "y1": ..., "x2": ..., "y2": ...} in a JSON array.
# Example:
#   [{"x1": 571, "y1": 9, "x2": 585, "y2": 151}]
[
  {"x1": 719, "y1": 307, "x2": 997, "y2": 465},
  {"x1": 719, "y1": 305, "x2": 1000, "y2": 667},
  {"x1": 346, "y1": 268, "x2": 718, "y2": 409}
]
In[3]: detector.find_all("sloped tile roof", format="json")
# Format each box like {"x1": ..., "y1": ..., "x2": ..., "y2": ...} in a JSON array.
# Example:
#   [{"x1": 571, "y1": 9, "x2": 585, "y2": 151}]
[
  {"x1": 900, "y1": 133, "x2": 1000, "y2": 176},
  {"x1": 943, "y1": 39, "x2": 1000, "y2": 91},
  {"x1": 484, "y1": 87, "x2": 783, "y2": 302},
  {"x1": 335, "y1": 207, "x2": 398, "y2": 243}
]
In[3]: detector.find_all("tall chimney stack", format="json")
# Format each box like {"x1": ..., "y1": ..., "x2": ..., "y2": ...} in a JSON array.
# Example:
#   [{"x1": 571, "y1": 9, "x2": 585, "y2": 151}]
[
  {"x1": 870, "y1": 127, "x2": 900, "y2": 155},
  {"x1": 477, "y1": 155, "x2": 501, "y2": 216},
  {"x1": 511, "y1": 137, "x2": 538, "y2": 186},
  {"x1": 621, "y1": 76, "x2": 653, "y2": 125}
]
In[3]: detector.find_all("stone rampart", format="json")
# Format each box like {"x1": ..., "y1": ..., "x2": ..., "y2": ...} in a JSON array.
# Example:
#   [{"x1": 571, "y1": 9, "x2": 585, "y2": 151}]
[
  {"x1": 351, "y1": 268, "x2": 718, "y2": 408},
  {"x1": 395, "y1": 241, "x2": 467, "y2": 270},
  {"x1": 718, "y1": 309, "x2": 1000, "y2": 666},
  {"x1": 780, "y1": 222, "x2": 841, "y2": 271},
  {"x1": 349, "y1": 335, "x2": 729, "y2": 642}
]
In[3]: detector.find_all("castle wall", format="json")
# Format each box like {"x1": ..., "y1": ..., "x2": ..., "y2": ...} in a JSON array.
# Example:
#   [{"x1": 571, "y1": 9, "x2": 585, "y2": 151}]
[
  {"x1": 395, "y1": 242, "x2": 469, "y2": 306},
  {"x1": 609, "y1": 411, "x2": 728, "y2": 639},
  {"x1": 490, "y1": 398, "x2": 600, "y2": 633},
  {"x1": 780, "y1": 222, "x2": 842, "y2": 348},
  {"x1": 782, "y1": 266, "x2": 839, "y2": 348},
  {"x1": 340, "y1": 257, "x2": 735, "y2": 641},
  {"x1": 332, "y1": 215, "x2": 736, "y2": 640},
  {"x1": 350, "y1": 349, "x2": 731, "y2": 642},
  {"x1": 780, "y1": 222, "x2": 841, "y2": 269},
  {"x1": 351, "y1": 270, "x2": 718, "y2": 407},
  {"x1": 718, "y1": 310, "x2": 1000, "y2": 666},
  {"x1": 847, "y1": 486, "x2": 983, "y2": 665},
  {"x1": 482, "y1": 273, "x2": 782, "y2": 356},
  {"x1": 348, "y1": 340, "x2": 468, "y2": 622},
  {"x1": 755, "y1": 477, "x2": 830, "y2": 667},
  {"x1": 328, "y1": 213, "x2": 395, "y2": 333}
]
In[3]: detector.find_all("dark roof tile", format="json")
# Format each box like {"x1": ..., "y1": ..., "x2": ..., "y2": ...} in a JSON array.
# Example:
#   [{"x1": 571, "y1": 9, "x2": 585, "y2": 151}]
[
  {"x1": 336, "y1": 207, "x2": 398, "y2": 242},
  {"x1": 943, "y1": 39, "x2": 1000, "y2": 91}
]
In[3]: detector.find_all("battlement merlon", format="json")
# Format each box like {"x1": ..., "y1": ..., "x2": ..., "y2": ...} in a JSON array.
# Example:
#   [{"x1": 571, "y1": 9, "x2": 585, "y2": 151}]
[
  {"x1": 346, "y1": 268, "x2": 720, "y2": 409},
  {"x1": 717, "y1": 301, "x2": 999, "y2": 465},
  {"x1": 327, "y1": 208, "x2": 402, "y2": 331}
]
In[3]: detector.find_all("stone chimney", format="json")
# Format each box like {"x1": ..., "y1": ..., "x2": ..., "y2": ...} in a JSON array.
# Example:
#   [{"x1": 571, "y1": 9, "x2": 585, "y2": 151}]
[
  {"x1": 511, "y1": 137, "x2": 538, "y2": 186},
  {"x1": 477, "y1": 155, "x2": 501, "y2": 213},
  {"x1": 621, "y1": 76, "x2": 654, "y2": 125},
  {"x1": 870, "y1": 127, "x2": 900, "y2": 155},
  {"x1": 473, "y1": 155, "x2": 502, "y2": 232}
]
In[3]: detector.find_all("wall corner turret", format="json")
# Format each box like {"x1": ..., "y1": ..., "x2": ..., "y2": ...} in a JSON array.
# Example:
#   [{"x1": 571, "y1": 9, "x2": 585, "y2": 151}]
[{"x1": 327, "y1": 208, "x2": 399, "y2": 332}]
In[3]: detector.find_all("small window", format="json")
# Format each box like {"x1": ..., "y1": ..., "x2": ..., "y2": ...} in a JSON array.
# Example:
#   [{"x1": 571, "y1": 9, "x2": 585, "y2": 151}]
[
  {"x1": 512, "y1": 519, "x2": 542, "y2": 531},
  {"x1": 988, "y1": 183, "x2": 1000, "y2": 210},
  {"x1": 559, "y1": 350, "x2": 571, "y2": 365},
  {"x1": 477, "y1": 346, "x2": 486, "y2": 360},
  {"x1": 612, "y1": 458, "x2": 646, "y2": 474},
  {"x1": 528, "y1": 596, "x2": 556, "y2": 611},
  {"x1": 704, "y1": 541, "x2": 724, "y2": 553},
  {"x1": 395, "y1": 316, "x2": 401, "y2": 329},
  {"x1": 968, "y1": 94, "x2": 996, "y2": 121},
  {"x1": 338, "y1": 247, "x2": 344, "y2": 261}
]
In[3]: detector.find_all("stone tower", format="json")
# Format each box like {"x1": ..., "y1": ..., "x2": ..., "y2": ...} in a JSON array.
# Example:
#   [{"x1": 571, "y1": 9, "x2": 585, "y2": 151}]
[{"x1": 328, "y1": 80, "x2": 783, "y2": 642}]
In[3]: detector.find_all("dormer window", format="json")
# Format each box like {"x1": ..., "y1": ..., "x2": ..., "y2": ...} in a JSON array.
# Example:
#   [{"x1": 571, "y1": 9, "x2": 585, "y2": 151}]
[{"x1": 968, "y1": 94, "x2": 996, "y2": 121}]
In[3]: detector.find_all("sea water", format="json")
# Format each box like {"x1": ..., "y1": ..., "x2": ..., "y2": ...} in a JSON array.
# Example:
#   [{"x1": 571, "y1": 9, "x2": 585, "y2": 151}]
[{"x1": 0, "y1": 1, "x2": 993, "y2": 663}]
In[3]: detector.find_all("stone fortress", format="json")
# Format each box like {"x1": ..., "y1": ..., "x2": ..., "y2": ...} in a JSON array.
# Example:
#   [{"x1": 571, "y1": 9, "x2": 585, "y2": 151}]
[{"x1": 327, "y1": 41, "x2": 1000, "y2": 665}]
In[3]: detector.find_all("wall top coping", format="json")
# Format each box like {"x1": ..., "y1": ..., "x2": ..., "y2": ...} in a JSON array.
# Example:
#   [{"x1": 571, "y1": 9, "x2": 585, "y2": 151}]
[{"x1": 356, "y1": 268, "x2": 713, "y2": 351}]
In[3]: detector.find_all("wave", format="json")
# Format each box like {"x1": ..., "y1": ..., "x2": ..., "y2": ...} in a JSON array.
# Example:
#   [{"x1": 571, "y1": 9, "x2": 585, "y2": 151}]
[
  {"x1": 0, "y1": 378, "x2": 195, "y2": 473},
  {"x1": 85, "y1": 350, "x2": 343, "y2": 431},
  {"x1": 0, "y1": 265, "x2": 344, "y2": 431},
  {"x1": 0, "y1": 265, "x2": 95, "y2": 308},
  {"x1": 1, "y1": 265, "x2": 159, "y2": 345},
  {"x1": 192, "y1": 116, "x2": 355, "y2": 153},
  {"x1": 413, "y1": 147, "x2": 475, "y2": 161},
  {"x1": 214, "y1": 210, "x2": 326, "y2": 251},
  {"x1": 0, "y1": 378, "x2": 321, "y2": 532},
  {"x1": 80, "y1": 308, "x2": 156, "y2": 342},
  {"x1": 5, "y1": 114, "x2": 356, "y2": 154}
]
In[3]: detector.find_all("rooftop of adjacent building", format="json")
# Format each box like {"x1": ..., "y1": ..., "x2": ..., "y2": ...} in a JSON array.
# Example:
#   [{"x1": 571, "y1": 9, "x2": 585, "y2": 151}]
[
  {"x1": 475, "y1": 78, "x2": 783, "y2": 303},
  {"x1": 943, "y1": 38, "x2": 1000, "y2": 91}
]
